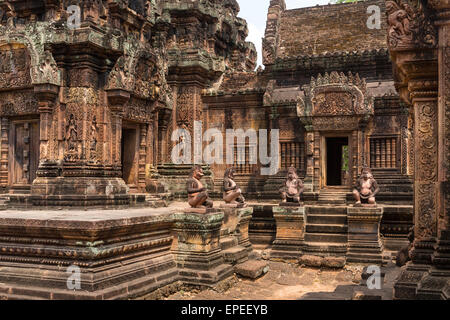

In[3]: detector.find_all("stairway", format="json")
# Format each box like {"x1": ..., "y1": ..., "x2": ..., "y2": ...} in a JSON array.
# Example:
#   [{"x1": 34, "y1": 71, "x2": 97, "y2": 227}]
[
  {"x1": 220, "y1": 235, "x2": 248, "y2": 265},
  {"x1": 303, "y1": 206, "x2": 348, "y2": 257},
  {"x1": 318, "y1": 187, "x2": 349, "y2": 205}
]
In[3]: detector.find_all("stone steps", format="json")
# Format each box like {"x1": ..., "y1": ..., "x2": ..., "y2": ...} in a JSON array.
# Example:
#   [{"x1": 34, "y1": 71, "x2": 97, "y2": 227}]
[
  {"x1": 307, "y1": 214, "x2": 347, "y2": 225},
  {"x1": 308, "y1": 206, "x2": 347, "y2": 215},
  {"x1": 306, "y1": 223, "x2": 348, "y2": 233},
  {"x1": 303, "y1": 205, "x2": 349, "y2": 260},
  {"x1": 220, "y1": 236, "x2": 238, "y2": 251},
  {"x1": 305, "y1": 232, "x2": 348, "y2": 243},
  {"x1": 222, "y1": 246, "x2": 248, "y2": 265},
  {"x1": 302, "y1": 242, "x2": 348, "y2": 255},
  {"x1": 318, "y1": 190, "x2": 348, "y2": 204}
]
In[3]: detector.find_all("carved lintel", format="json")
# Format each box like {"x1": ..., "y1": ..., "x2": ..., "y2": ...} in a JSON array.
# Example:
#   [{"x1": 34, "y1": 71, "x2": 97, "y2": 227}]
[{"x1": 106, "y1": 89, "x2": 131, "y2": 112}]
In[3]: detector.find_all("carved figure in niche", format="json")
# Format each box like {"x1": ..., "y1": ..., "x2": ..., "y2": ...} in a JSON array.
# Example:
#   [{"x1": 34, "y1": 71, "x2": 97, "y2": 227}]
[
  {"x1": 353, "y1": 167, "x2": 379, "y2": 206},
  {"x1": 187, "y1": 165, "x2": 213, "y2": 209},
  {"x1": 223, "y1": 167, "x2": 246, "y2": 207},
  {"x1": 89, "y1": 116, "x2": 98, "y2": 162},
  {"x1": 66, "y1": 114, "x2": 78, "y2": 153},
  {"x1": 280, "y1": 166, "x2": 304, "y2": 205}
]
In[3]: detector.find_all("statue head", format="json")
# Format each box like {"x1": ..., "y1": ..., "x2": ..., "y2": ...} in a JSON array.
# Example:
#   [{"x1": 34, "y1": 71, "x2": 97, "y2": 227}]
[
  {"x1": 190, "y1": 165, "x2": 204, "y2": 180},
  {"x1": 360, "y1": 167, "x2": 372, "y2": 181},
  {"x1": 287, "y1": 166, "x2": 298, "y2": 181},
  {"x1": 224, "y1": 167, "x2": 235, "y2": 180}
]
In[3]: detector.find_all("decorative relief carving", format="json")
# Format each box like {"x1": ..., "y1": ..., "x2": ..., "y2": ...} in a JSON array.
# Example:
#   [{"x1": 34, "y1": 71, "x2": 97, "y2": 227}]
[
  {"x1": 133, "y1": 52, "x2": 161, "y2": 100},
  {"x1": 0, "y1": 91, "x2": 38, "y2": 116},
  {"x1": 37, "y1": 50, "x2": 60, "y2": 85},
  {"x1": 313, "y1": 91, "x2": 354, "y2": 116},
  {"x1": 64, "y1": 113, "x2": 79, "y2": 161},
  {"x1": 385, "y1": 0, "x2": 437, "y2": 50},
  {"x1": 124, "y1": 97, "x2": 153, "y2": 122},
  {"x1": 0, "y1": 47, "x2": 32, "y2": 88},
  {"x1": 417, "y1": 103, "x2": 437, "y2": 182},
  {"x1": 311, "y1": 116, "x2": 361, "y2": 131},
  {"x1": 417, "y1": 183, "x2": 437, "y2": 238},
  {"x1": 307, "y1": 72, "x2": 373, "y2": 119},
  {"x1": 107, "y1": 55, "x2": 133, "y2": 91},
  {"x1": 176, "y1": 86, "x2": 195, "y2": 132},
  {"x1": 89, "y1": 116, "x2": 98, "y2": 163},
  {"x1": 445, "y1": 47, "x2": 450, "y2": 182}
]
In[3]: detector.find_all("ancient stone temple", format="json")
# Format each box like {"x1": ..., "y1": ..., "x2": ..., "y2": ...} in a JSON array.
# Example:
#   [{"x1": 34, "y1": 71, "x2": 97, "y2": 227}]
[{"x1": 0, "y1": 0, "x2": 447, "y2": 300}]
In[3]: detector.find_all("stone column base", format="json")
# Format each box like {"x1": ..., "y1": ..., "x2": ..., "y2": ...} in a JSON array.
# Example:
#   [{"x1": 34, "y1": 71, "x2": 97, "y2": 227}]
[
  {"x1": 172, "y1": 211, "x2": 233, "y2": 287},
  {"x1": 270, "y1": 205, "x2": 305, "y2": 262},
  {"x1": 347, "y1": 206, "x2": 384, "y2": 264}
]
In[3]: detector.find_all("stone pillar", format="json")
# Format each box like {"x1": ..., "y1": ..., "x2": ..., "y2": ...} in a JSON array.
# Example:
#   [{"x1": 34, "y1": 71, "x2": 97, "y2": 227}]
[
  {"x1": 409, "y1": 80, "x2": 439, "y2": 265},
  {"x1": 34, "y1": 84, "x2": 59, "y2": 161},
  {"x1": 172, "y1": 210, "x2": 233, "y2": 287},
  {"x1": 303, "y1": 129, "x2": 315, "y2": 192},
  {"x1": 271, "y1": 205, "x2": 305, "y2": 262},
  {"x1": 432, "y1": 6, "x2": 450, "y2": 272},
  {"x1": 0, "y1": 118, "x2": 9, "y2": 189},
  {"x1": 106, "y1": 89, "x2": 129, "y2": 167},
  {"x1": 313, "y1": 131, "x2": 320, "y2": 191},
  {"x1": 347, "y1": 207, "x2": 384, "y2": 264},
  {"x1": 394, "y1": 80, "x2": 440, "y2": 299},
  {"x1": 415, "y1": 5, "x2": 450, "y2": 299},
  {"x1": 236, "y1": 207, "x2": 254, "y2": 252}
]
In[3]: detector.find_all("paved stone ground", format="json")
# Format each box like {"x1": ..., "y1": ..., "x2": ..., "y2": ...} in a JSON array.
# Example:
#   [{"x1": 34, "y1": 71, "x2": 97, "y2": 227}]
[{"x1": 165, "y1": 259, "x2": 402, "y2": 300}]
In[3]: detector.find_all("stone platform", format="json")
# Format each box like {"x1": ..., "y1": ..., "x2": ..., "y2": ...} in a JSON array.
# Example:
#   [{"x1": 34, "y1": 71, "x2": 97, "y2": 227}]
[{"x1": 0, "y1": 207, "x2": 180, "y2": 300}]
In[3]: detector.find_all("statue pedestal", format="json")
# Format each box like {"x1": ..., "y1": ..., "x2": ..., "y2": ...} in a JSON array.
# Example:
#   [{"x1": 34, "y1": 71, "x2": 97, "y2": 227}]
[
  {"x1": 219, "y1": 206, "x2": 254, "y2": 265},
  {"x1": 347, "y1": 206, "x2": 384, "y2": 264},
  {"x1": 172, "y1": 211, "x2": 233, "y2": 287},
  {"x1": 270, "y1": 205, "x2": 305, "y2": 262}
]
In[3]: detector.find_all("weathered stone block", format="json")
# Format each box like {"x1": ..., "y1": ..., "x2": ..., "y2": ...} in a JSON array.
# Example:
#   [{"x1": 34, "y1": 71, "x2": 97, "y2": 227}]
[
  {"x1": 270, "y1": 206, "x2": 305, "y2": 261},
  {"x1": 235, "y1": 260, "x2": 269, "y2": 279},
  {"x1": 172, "y1": 211, "x2": 234, "y2": 287},
  {"x1": 0, "y1": 208, "x2": 179, "y2": 300},
  {"x1": 347, "y1": 206, "x2": 384, "y2": 264}
]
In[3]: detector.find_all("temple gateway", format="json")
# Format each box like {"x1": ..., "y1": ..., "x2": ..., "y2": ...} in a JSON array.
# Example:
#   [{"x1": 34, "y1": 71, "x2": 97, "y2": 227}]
[{"x1": 0, "y1": 0, "x2": 447, "y2": 300}]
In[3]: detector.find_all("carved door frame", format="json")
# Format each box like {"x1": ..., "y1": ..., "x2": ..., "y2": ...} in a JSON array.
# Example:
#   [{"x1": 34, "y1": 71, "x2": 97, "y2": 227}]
[
  {"x1": 319, "y1": 131, "x2": 353, "y2": 189},
  {"x1": 121, "y1": 121, "x2": 141, "y2": 192}
]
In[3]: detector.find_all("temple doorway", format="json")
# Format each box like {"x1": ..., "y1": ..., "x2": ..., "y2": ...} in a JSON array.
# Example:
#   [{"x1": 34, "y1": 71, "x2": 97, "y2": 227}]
[
  {"x1": 121, "y1": 124, "x2": 139, "y2": 191},
  {"x1": 9, "y1": 120, "x2": 40, "y2": 191},
  {"x1": 325, "y1": 137, "x2": 349, "y2": 186}
]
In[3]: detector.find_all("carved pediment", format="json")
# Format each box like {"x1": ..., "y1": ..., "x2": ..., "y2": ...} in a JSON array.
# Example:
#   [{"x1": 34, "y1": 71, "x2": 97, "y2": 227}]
[
  {"x1": 106, "y1": 47, "x2": 161, "y2": 101},
  {"x1": 298, "y1": 72, "x2": 374, "y2": 130},
  {"x1": 0, "y1": 46, "x2": 32, "y2": 88}
]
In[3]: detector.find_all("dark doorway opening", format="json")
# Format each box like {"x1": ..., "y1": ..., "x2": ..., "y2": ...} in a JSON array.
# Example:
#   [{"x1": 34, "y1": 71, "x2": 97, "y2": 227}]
[
  {"x1": 326, "y1": 137, "x2": 349, "y2": 186},
  {"x1": 121, "y1": 128, "x2": 138, "y2": 188}
]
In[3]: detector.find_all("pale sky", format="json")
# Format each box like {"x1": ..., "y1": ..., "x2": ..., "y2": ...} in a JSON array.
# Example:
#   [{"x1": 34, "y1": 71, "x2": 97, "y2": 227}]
[{"x1": 238, "y1": 0, "x2": 331, "y2": 67}]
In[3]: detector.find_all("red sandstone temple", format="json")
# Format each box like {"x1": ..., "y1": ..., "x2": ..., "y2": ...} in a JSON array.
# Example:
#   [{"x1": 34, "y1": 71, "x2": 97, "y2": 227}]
[{"x1": 0, "y1": 0, "x2": 447, "y2": 300}]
